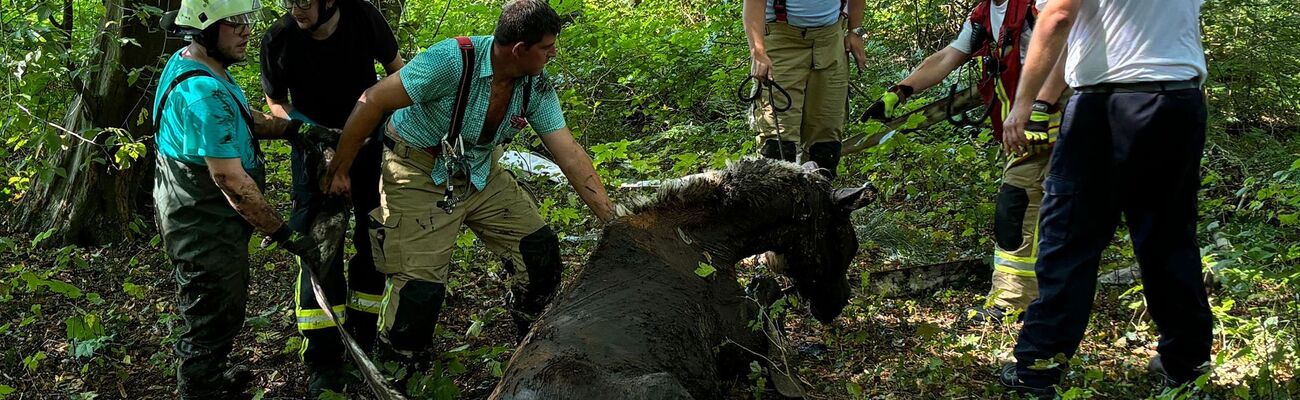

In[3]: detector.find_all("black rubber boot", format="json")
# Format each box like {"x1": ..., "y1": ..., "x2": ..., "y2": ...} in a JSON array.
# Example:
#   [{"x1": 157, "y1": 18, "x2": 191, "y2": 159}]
[
  {"x1": 759, "y1": 139, "x2": 798, "y2": 162},
  {"x1": 180, "y1": 363, "x2": 253, "y2": 400},
  {"x1": 306, "y1": 363, "x2": 347, "y2": 399}
]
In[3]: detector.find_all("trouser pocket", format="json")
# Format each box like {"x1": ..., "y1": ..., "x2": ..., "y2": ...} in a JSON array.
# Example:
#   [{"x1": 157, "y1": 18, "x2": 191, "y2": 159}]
[{"x1": 368, "y1": 209, "x2": 400, "y2": 274}]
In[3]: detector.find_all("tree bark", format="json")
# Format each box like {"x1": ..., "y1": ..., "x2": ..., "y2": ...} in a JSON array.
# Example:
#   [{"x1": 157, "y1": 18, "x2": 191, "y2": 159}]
[{"x1": 10, "y1": 0, "x2": 181, "y2": 246}]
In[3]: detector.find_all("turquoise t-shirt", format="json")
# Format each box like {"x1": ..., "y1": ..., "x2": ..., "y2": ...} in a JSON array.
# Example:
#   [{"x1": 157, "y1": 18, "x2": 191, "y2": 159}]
[
  {"x1": 153, "y1": 49, "x2": 260, "y2": 171},
  {"x1": 391, "y1": 35, "x2": 567, "y2": 190}
]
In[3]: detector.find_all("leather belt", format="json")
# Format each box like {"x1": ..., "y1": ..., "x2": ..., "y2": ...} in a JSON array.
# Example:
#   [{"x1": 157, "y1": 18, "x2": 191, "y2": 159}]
[
  {"x1": 1075, "y1": 78, "x2": 1201, "y2": 94},
  {"x1": 382, "y1": 121, "x2": 441, "y2": 157}
]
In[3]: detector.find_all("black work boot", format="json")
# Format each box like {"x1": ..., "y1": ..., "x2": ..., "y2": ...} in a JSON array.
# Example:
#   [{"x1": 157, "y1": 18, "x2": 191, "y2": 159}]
[
  {"x1": 759, "y1": 139, "x2": 798, "y2": 162},
  {"x1": 1148, "y1": 355, "x2": 1209, "y2": 389},
  {"x1": 998, "y1": 364, "x2": 1054, "y2": 399},
  {"x1": 803, "y1": 141, "x2": 843, "y2": 180}
]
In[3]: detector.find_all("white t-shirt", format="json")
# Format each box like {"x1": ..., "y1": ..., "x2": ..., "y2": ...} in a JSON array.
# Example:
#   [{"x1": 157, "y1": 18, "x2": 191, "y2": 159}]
[
  {"x1": 950, "y1": 0, "x2": 1034, "y2": 63},
  {"x1": 1036, "y1": 0, "x2": 1208, "y2": 86}
]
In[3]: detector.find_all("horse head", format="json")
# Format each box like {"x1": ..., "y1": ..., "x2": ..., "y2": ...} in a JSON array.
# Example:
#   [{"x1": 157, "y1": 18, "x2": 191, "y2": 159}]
[{"x1": 629, "y1": 158, "x2": 875, "y2": 324}]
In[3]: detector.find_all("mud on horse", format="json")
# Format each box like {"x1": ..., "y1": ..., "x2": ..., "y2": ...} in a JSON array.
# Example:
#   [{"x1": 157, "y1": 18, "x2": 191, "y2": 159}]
[{"x1": 491, "y1": 158, "x2": 875, "y2": 400}]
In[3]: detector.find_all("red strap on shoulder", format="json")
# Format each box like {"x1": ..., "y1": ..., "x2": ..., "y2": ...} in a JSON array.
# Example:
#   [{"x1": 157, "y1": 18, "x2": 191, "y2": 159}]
[{"x1": 455, "y1": 36, "x2": 473, "y2": 49}]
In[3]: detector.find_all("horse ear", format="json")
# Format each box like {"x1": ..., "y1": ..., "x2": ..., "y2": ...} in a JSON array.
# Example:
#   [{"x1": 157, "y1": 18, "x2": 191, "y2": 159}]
[
  {"x1": 801, "y1": 161, "x2": 834, "y2": 179},
  {"x1": 832, "y1": 183, "x2": 878, "y2": 213}
]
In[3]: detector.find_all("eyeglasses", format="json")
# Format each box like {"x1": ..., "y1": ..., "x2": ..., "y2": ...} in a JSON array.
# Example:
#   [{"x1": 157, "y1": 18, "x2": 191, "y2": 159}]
[
  {"x1": 280, "y1": 0, "x2": 314, "y2": 10},
  {"x1": 220, "y1": 12, "x2": 256, "y2": 33}
]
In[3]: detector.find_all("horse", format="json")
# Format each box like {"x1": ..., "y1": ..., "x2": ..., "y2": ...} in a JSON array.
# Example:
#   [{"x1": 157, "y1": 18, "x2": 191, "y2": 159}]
[{"x1": 490, "y1": 158, "x2": 875, "y2": 400}]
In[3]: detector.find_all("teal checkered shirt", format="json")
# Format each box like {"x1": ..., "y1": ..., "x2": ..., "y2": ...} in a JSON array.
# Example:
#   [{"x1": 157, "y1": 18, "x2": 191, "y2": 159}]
[{"x1": 391, "y1": 35, "x2": 567, "y2": 190}]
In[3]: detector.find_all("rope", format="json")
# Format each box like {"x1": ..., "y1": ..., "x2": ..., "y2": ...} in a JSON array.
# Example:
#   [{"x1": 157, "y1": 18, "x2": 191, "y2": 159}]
[{"x1": 738, "y1": 75, "x2": 794, "y2": 158}]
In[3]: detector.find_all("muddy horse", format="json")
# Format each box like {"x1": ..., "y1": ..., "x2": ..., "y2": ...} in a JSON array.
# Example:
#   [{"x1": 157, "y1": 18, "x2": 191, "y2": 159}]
[{"x1": 491, "y1": 158, "x2": 874, "y2": 399}]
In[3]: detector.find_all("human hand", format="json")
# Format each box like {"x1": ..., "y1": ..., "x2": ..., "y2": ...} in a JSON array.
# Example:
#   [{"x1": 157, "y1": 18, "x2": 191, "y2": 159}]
[
  {"x1": 750, "y1": 51, "x2": 773, "y2": 81},
  {"x1": 845, "y1": 33, "x2": 866, "y2": 72}
]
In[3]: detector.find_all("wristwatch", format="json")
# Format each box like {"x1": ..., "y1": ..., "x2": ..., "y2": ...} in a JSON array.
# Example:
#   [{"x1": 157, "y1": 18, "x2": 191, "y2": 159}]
[
  {"x1": 850, "y1": 26, "x2": 867, "y2": 36},
  {"x1": 1032, "y1": 100, "x2": 1055, "y2": 113}
]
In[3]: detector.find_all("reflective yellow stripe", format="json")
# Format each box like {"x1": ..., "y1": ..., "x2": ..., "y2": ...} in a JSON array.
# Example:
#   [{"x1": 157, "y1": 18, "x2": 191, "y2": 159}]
[
  {"x1": 994, "y1": 264, "x2": 1037, "y2": 277},
  {"x1": 995, "y1": 250, "x2": 1037, "y2": 265},
  {"x1": 297, "y1": 305, "x2": 347, "y2": 330},
  {"x1": 349, "y1": 291, "x2": 384, "y2": 314},
  {"x1": 377, "y1": 280, "x2": 394, "y2": 332},
  {"x1": 995, "y1": 79, "x2": 1012, "y2": 120}
]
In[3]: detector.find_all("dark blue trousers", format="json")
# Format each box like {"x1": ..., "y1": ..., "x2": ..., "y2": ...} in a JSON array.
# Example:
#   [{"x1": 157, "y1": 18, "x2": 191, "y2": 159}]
[{"x1": 1014, "y1": 88, "x2": 1212, "y2": 387}]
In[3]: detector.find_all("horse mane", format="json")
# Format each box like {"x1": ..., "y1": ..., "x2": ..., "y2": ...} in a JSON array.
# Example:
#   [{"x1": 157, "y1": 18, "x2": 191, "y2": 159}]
[{"x1": 627, "y1": 158, "x2": 828, "y2": 216}]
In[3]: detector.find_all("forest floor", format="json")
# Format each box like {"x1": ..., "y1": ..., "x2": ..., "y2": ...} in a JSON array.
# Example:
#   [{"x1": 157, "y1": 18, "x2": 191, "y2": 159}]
[{"x1": 0, "y1": 222, "x2": 1295, "y2": 400}]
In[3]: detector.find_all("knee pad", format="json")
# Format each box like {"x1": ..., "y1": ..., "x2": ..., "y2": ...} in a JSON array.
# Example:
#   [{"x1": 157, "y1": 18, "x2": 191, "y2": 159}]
[
  {"x1": 994, "y1": 184, "x2": 1030, "y2": 250},
  {"x1": 759, "y1": 140, "x2": 798, "y2": 162},
  {"x1": 387, "y1": 281, "x2": 445, "y2": 352},
  {"x1": 518, "y1": 226, "x2": 562, "y2": 310},
  {"x1": 805, "y1": 141, "x2": 843, "y2": 180}
]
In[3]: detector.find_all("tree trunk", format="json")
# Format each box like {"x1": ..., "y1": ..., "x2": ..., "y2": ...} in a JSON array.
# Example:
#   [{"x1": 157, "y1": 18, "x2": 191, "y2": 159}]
[{"x1": 10, "y1": 0, "x2": 181, "y2": 246}]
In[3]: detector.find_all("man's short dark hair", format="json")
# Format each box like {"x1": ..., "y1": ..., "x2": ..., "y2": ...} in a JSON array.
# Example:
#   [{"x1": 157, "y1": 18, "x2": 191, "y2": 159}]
[{"x1": 494, "y1": 0, "x2": 564, "y2": 47}]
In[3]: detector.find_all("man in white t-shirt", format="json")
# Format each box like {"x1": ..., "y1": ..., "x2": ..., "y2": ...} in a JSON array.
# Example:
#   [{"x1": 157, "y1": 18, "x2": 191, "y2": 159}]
[
  {"x1": 998, "y1": 0, "x2": 1211, "y2": 397},
  {"x1": 862, "y1": 0, "x2": 1069, "y2": 322}
]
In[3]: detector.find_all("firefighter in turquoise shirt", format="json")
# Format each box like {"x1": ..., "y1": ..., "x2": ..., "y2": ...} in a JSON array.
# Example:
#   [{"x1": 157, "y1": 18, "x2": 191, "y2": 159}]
[
  {"x1": 321, "y1": 0, "x2": 616, "y2": 382},
  {"x1": 155, "y1": 0, "x2": 337, "y2": 396}
]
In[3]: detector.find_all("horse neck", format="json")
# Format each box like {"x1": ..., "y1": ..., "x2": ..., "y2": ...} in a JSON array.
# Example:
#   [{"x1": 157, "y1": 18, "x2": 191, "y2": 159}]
[{"x1": 617, "y1": 206, "x2": 787, "y2": 268}]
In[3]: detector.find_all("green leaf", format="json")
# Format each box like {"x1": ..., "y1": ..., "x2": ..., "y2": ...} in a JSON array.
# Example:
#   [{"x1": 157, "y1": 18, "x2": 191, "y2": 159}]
[
  {"x1": 122, "y1": 281, "x2": 148, "y2": 299},
  {"x1": 0, "y1": 384, "x2": 15, "y2": 397},
  {"x1": 694, "y1": 262, "x2": 715, "y2": 278},
  {"x1": 1278, "y1": 212, "x2": 1298, "y2": 226},
  {"x1": 30, "y1": 228, "x2": 56, "y2": 247},
  {"x1": 65, "y1": 313, "x2": 106, "y2": 341},
  {"x1": 465, "y1": 320, "x2": 484, "y2": 338}
]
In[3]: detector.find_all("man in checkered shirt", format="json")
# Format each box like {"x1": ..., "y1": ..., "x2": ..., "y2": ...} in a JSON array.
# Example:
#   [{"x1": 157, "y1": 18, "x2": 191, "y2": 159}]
[{"x1": 321, "y1": 0, "x2": 615, "y2": 378}]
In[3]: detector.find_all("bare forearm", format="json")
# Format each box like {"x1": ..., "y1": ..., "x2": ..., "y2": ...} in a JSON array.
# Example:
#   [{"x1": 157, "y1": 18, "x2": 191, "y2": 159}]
[
  {"x1": 899, "y1": 48, "x2": 968, "y2": 92},
  {"x1": 1013, "y1": 4, "x2": 1076, "y2": 111},
  {"x1": 266, "y1": 97, "x2": 294, "y2": 120},
  {"x1": 546, "y1": 135, "x2": 613, "y2": 221},
  {"x1": 251, "y1": 110, "x2": 293, "y2": 139},
  {"x1": 846, "y1": 0, "x2": 863, "y2": 30},
  {"x1": 1036, "y1": 49, "x2": 1070, "y2": 103},
  {"x1": 559, "y1": 156, "x2": 614, "y2": 222},
  {"x1": 212, "y1": 171, "x2": 284, "y2": 234},
  {"x1": 742, "y1": 0, "x2": 767, "y2": 56},
  {"x1": 332, "y1": 97, "x2": 385, "y2": 174}
]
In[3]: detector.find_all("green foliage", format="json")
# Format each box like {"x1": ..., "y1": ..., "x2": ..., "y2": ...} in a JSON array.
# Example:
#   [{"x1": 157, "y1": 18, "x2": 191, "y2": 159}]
[{"x1": 0, "y1": 0, "x2": 1297, "y2": 397}]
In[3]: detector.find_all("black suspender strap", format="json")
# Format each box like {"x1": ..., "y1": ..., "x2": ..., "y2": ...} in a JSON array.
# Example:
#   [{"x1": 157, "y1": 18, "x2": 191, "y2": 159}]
[
  {"x1": 154, "y1": 68, "x2": 258, "y2": 154},
  {"x1": 446, "y1": 36, "x2": 476, "y2": 150}
]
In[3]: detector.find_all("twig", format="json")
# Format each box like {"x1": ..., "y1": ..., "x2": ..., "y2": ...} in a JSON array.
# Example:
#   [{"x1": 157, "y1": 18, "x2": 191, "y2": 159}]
[{"x1": 14, "y1": 103, "x2": 97, "y2": 144}]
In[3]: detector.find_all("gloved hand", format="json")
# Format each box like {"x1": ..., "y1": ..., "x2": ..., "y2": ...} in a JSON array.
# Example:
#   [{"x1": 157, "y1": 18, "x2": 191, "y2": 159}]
[
  {"x1": 862, "y1": 84, "x2": 914, "y2": 121},
  {"x1": 1024, "y1": 100, "x2": 1061, "y2": 155},
  {"x1": 284, "y1": 119, "x2": 341, "y2": 147},
  {"x1": 267, "y1": 224, "x2": 322, "y2": 263}
]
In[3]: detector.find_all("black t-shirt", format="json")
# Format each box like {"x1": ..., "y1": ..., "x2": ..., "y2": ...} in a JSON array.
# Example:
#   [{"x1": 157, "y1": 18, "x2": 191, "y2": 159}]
[{"x1": 260, "y1": 0, "x2": 399, "y2": 128}]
